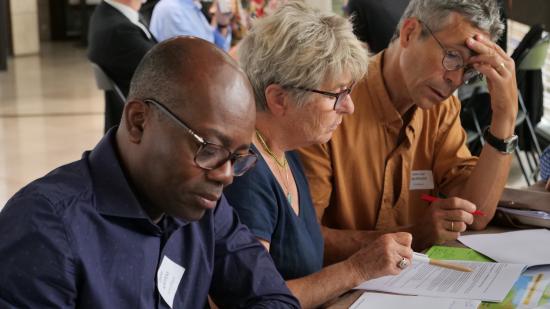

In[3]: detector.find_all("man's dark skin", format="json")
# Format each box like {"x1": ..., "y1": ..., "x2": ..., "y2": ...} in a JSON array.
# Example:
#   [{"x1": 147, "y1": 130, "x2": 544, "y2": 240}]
[{"x1": 116, "y1": 36, "x2": 256, "y2": 223}]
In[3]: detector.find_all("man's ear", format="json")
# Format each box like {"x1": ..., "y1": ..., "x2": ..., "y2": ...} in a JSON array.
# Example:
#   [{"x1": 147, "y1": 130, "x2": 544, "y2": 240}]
[
  {"x1": 123, "y1": 100, "x2": 149, "y2": 144},
  {"x1": 264, "y1": 84, "x2": 289, "y2": 117},
  {"x1": 399, "y1": 18, "x2": 421, "y2": 48}
]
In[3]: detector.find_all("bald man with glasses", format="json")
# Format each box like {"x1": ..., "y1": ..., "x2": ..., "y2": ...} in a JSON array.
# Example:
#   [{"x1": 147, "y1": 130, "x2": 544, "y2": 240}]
[
  {"x1": 299, "y1": 0, "x2": 518, "y2": 261},
  {"x1": 0, "y1": 37, "x2": 299, "y2": 308}
]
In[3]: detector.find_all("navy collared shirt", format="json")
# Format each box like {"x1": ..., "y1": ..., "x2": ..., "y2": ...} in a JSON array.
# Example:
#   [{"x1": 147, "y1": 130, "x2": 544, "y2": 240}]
[{"x1": 0, "y1": 129, "x2": 299, "y2": 308}]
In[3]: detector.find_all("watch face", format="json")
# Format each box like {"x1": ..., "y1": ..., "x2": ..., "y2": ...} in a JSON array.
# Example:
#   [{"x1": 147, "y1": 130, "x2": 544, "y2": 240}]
[
  {"x1": 505, "y1": 136, "x2": 519, "y2": 153},
  {"x1": 505, "y1": 142, "x2": 515, "y2": 153}
]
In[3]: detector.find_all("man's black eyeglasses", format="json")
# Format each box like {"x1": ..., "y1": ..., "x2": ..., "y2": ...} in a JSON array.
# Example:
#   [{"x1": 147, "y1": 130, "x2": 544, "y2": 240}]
[
  {"x1": 144, "y1": 99, "x2": 258, "y2": 176},
  {"x1": 420, "y1": 20, "x2": 482, "y2": 85},
  {"x1": 292, "y1": 83, "x2": 355, "y2": 111}
]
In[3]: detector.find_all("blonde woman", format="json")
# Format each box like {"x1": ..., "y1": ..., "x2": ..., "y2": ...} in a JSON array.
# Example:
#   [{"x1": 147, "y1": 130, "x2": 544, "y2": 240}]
[{"x1": 224, "y1": 2, "x2": 413, "y2": 308}]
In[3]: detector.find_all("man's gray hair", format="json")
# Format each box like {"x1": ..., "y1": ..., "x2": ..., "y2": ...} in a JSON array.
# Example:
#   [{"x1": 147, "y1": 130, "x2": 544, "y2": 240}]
[
  {"x1": 393, "y1": 0, "x2": 504, "y2": 42},
  {"x1": 239, "y1": 0, "x2": 368, "y2": 111}
]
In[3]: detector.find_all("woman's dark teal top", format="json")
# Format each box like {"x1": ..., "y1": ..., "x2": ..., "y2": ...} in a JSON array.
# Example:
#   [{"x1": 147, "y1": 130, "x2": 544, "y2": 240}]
[{"x1": 224, "y1": 145, "x2": 324, "y2": 280}]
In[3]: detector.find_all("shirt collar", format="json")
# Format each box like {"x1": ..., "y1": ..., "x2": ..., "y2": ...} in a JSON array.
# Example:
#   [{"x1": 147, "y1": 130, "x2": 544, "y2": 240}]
[
  {"x1": 191, "y1": 0, "x2": 202, "y2": 8},
  {"x1": 104, "y1": 0, "x2": 140, "y2": 24},
  {"x1": 177, "y1": 0, "x2": 201, "y2": 8},
  {"x1": 365, "y1": 51, "x2": 421, "y2": 134},
  {"x1": 87, "y1": 128, "x2": 150, "y2": 220},
  {"x1": 367, "y1": 51, "x2": 403, "y2": 126},
  {"x1": 87, "y1": 128, "x2": 189, "y2": 228}
]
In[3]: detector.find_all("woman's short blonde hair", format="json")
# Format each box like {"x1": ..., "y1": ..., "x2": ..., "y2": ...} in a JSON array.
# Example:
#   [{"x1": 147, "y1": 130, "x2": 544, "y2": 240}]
[{"x1": 239, "y1": 1, "x2": 368, "y2": 111}]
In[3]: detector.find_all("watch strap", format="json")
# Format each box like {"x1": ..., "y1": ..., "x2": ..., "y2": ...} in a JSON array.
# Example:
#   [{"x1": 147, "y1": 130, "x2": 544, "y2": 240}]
[{"x1": 483, "y1": 127, "x2": 518, "y2": 154}]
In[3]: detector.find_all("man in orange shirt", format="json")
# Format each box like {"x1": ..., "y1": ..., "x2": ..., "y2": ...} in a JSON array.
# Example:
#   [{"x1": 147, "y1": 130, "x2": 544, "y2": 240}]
[{"x1": 299, "y1": 0, "x2": 518, "y2": 261}]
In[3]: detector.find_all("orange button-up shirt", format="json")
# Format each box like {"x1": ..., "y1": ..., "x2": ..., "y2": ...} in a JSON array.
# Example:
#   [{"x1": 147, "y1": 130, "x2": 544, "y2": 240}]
[{"x1": 298, "y1": 52, "x2": 478, "y2": 230}]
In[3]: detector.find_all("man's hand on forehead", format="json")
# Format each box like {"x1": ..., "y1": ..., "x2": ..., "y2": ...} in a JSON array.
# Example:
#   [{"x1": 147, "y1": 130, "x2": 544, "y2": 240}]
[{"x1": 465, "y1": 33, "x2": 518, "y2": 136}]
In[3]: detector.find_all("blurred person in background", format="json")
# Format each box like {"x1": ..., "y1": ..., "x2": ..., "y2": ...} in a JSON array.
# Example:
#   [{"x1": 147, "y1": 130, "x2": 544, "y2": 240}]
[
  {"x1": 347, "y1": 0, "x2": 410, "y2": 53},
  {"x1": 540, "y1": 146, "x2": 550, "y2": 191},
  {"x1": 150, "y1": 0, "x2": 233, "y2": 51},
  {"x1": 88, "y1": 0, "x2": 157, "y2": 132}
]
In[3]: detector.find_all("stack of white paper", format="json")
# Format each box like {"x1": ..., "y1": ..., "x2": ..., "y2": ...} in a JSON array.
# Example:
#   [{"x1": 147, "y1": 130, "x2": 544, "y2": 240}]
[
  {"x1": 350, "y1": 292, "x2": 481, "y2": 309},
  {"x1": 355, "y1": 260, "x2": 526, "y2": 302},
  {"x1": 458, "y1": 229, "x2": 550, "y2": 266},
  {"x1": 352, "y1": 230, "x2": 550, "y2": 306}
]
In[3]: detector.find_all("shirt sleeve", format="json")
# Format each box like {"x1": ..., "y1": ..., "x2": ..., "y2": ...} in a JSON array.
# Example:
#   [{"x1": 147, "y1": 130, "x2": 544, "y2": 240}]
[
  {"x1": 213, "y1": 27, "x2": 232, "y2": 51},
  {"x1": 150, "y1": 7, "x2": 194, "y2": 42},
  {"x1": 296, "y1": 142, "x2": 334, "y2": 221},
  {"x1": 540, "y1": 146, "x2": 550, "y2": 181},
  {"x1": 223, "y1": 165, "x2": 279, "y2": 242},
  {"x1": 433, "y1": 96, "x2": 478, "y2": 194},
  {"x1": 0, "y1": 195, "x2": 77, "y2": 308},
  {"x1": 209, "y1": 195, "x2": 299, "y2": 308}
]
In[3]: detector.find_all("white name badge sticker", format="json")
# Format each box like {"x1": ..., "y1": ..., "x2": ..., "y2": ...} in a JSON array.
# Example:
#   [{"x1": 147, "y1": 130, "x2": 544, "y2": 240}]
[
  {"x1": 410, "y1": 170, "x2": 434, "y2": 190},
  {"x1": 157, "y1": 256, "x2": 185, "y2": 308}
]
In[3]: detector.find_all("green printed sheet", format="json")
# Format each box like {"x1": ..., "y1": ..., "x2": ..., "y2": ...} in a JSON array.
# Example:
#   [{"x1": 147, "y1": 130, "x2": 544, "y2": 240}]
[{"x1": 426, "y1": 245, "x2": 494, "y2": 262}]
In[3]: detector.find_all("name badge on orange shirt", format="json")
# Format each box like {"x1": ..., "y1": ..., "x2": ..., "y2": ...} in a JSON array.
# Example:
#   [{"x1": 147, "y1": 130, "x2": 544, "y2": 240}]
[{"x1": 410, "y1": 170, "x2": 434, "y2": 190}]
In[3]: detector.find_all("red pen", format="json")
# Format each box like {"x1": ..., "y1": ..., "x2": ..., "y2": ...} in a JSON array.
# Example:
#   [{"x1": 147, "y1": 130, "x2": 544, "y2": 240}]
[{"x1": 420, "y1": 194, "x2": 485, "y2": 216}]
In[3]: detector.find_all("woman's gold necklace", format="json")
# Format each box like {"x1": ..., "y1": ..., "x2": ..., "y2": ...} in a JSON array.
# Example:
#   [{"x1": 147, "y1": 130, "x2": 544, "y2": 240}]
[{"x1": 255, "y1": 130, "x2": 293, "y2": 205}]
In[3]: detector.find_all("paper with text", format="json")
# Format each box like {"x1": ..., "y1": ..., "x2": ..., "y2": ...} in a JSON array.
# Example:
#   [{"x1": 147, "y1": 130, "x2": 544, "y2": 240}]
[
  {"x1": 157, "y1": 256, "x2": 185, "y2": 308},
  {"x1": 350, "y1": 292, "x2": 481, "y2": 309},
  {"x1": 356, "y1": 261, "x2": 526, "y2": 302}
]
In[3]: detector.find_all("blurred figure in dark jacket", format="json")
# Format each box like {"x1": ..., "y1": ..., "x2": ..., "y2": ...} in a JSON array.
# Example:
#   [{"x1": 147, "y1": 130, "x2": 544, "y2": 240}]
[
  {"x1": 347, "y1": 0, "x2": 409, "y2": 53},
  {"x1": 88, "y1": 0, "x2": 156, "y2": 132}
]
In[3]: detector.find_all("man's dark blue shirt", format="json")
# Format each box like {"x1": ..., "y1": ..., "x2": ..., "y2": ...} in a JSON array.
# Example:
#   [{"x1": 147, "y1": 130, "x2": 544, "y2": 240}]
[{"x1": 0, "y1": 130, "x2": 299, "y2": 308}]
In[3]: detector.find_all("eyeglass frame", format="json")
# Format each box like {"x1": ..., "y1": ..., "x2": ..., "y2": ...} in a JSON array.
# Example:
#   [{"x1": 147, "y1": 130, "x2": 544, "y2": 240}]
[
  {"x1": 144, "y1": 99, "x2": 258, "y2": 176},
  {"x1": 291, "y1": 82, "x2": 355, "y2": 111},
  {"x1": 418, "y1": 20, "x2": 482, "y2": 85}
]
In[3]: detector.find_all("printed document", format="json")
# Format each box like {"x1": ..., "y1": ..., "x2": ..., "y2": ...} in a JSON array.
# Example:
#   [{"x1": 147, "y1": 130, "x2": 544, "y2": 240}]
[
  {"x1": 350, "y1": 292, "x2": 481, "y2": 309},
  {"x1": 356, "y1": 260, "x2": 526, "y2": 302}
]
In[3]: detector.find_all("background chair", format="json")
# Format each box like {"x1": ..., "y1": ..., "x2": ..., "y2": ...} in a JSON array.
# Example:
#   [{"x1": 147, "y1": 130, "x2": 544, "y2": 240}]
[
  {"x1": 512, "y1": 26, "x2": 549, "y2": 184},
  {"x1": 459, "y1": 85, "x2": 487, "y2": 156},
  {"x1": 90, "y1": 62, "x2": 127, "y2": 133},
  {"x1": 511, "y1": 24, "x2": 546, "y2": 156}
]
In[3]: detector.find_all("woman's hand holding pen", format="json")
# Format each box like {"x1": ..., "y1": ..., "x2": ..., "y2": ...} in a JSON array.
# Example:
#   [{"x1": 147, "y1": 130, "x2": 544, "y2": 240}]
[{"x1": 347, "y1": 233, "x2": 413, "y2": 285}]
